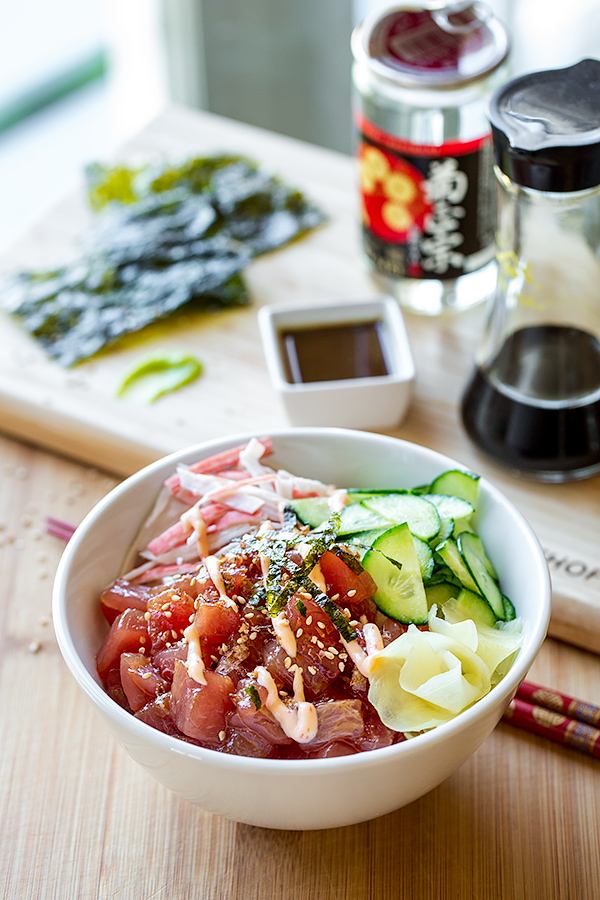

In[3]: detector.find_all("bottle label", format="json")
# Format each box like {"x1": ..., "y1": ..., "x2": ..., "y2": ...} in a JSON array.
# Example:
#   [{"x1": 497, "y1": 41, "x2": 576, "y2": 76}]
[{"x1": 356, "y1": 115, "x2": 496, "y2": 281}]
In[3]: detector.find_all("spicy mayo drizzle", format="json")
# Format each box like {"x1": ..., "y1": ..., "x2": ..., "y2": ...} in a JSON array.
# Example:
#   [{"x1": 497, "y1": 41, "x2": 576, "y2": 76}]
[
  {"x1": 255, "y1": 666, "x2": 318, "y2": 743},
  {"x1": 183, "y1": 622, "x2": 207, "y2": 685}
]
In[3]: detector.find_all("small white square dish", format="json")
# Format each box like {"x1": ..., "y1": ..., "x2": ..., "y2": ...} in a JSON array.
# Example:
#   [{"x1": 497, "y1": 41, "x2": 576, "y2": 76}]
[{"x1": 257, "y1": 296, "x2": 415, "y2": 429}]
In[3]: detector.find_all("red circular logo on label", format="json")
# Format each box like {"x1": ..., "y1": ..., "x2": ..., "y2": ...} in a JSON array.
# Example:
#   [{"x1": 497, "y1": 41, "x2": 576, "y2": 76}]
[{"x1": 359, "y1": 143, "x2": 431, "y2": 242}]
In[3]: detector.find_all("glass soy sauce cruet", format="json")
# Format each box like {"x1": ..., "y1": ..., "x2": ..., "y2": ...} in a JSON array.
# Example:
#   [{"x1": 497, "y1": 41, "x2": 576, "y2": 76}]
[{"x1": 461, "y1": 58, "x2": 600, "y2": 481}]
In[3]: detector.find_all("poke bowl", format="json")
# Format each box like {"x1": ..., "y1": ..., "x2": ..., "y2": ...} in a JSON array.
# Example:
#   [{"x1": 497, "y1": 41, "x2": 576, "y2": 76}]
[{"x1": 52, "y1": 428, "x2": 551, "y2": 830}]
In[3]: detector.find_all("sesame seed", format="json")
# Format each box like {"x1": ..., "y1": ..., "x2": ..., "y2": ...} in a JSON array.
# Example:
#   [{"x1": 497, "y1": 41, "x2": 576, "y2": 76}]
[
  {"x1": 165, "y1": 642, "x2": 172, "y2": 648},
  {"x1": 322, "y1": 651, "x2": 334, "y2": 660},
  {"x1": 164, "y1": 610, "x2": 172, "y2": 618},
  {"x1": 249, "y1": 632, "x2": 258, "y2": 640},
  {"x1": 347, "y1": 589, "x2": 357, "y2": 597},
  {"x1": 139, "y1": 647, "x2": 146, "y2": 654},
  {"x1": 144, "y1": 611, "x2": 151, "y2": 621},
  {"x1": 330, "y1": 593, "x2": 340, "y2": 601},
  {"x1": 329, "y1": 646, "x2": 339, "y2": 655},
  {"x1": 296, "y1": 628, "x2": 303, "y2": 638},
  {"x1": 28, "y1": 640, "x2": 41, "y2": 654},
  {"x1": 189, "y1": 614, "x2": 195, "y2": 623},
  {"x1": 338, "y1": 661, "x2": 345, "y2": 671},
  {"x1": 317, "y1": 621, "x2": 325, "y2": 630},
  {"x1": 316, "y1": 640, "x2": 324, "y2": 649},
  {"x1": 171, "y1": 630, "x2": 178, "y2": 640},
  {"x1": 141, "y1": 672, "x2": 152, "y2": 680},
  {"x1": 218, "y1": 731, "x2": 226, "y2": 741},
  {"x1": 311, "y1": 636, "x2": 318, "y2": 644},
  {"x1": 284, "y1": 657, "x2": 292, "y2": 669},
  {"x1": 306, "y1": 616, "x2": 313, "y2": 626},
  {"x1": 139, "y1": 636, "x2": 146, "y2": 644},
  {"x1": 308, "y1": 666, "x2": 317, "y2": 675}
]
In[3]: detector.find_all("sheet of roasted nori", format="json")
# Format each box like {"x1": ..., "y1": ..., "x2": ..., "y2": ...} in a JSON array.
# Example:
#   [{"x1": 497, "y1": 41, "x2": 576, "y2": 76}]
[{"x1": 3, "y1": 156, "x2": 326, "y2": 366}]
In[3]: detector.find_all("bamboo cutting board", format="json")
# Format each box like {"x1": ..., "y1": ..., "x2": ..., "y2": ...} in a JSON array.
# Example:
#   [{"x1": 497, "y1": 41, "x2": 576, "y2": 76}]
[{"x1": 0, "y1": 106, "x2": 598, "y2": 651}]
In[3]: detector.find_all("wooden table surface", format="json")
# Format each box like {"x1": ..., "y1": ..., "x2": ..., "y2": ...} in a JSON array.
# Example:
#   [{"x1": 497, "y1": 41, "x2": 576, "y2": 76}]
[{"x1": 1, "y1": 107, "x2": 599, "y2": 899}]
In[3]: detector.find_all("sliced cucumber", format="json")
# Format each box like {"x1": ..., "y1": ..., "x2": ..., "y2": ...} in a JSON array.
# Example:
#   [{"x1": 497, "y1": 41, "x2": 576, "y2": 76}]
[
  {"x1": 502, "y1": 594, "x2": 517, "y2": 622},
  {"x1": 349, "y1": 528, "x2": 389, "y2": 550},
  {"x1": 435, "y1": 538, "x2": 480, "y2": 594},
  {"x1": 425, "y1": 582, "x2": 459, "y2": 607},
  {"x1": 422, "y1": 493, "x2": 474, "y2": 521},
  {"x1": 453, "y1": 516, "x2": 475, "y2": 539},
  {"x1": 363, "y1": 523, "x2": 428, "y2": 624},
  {"x1": 430, "y1": 470, "x2": 480, "y2": 508},
  {"x1": 353, "y1": 526, "x2": 433, "y2": 581},
  {"x1": 361, "y1": 494, "x2": 441, "y2": 541},
  {"x1": 443, "y1": 587, "x2": 497, "y2": 628},
  {"x1": 346, "y1": 489, "x2": 405, "y2": 500},
  {"x1": 427, "y1": 564, "x2": 462, "y2": 587},
  {"x1": 457, "y1": 531, "x2": 504, "y2": 619},
  {"x1": 289, "y1": 497, "x2": 331, "y2": 528},
  {"x1": 339, "y1": 503, "x2": 391, "y2": 535},
  {"x1": 431, "y1": 517, "x2": 454, "y2": 547},
  {"x1": 412, "y1": 535, "x2": 434, "y2": 581}
]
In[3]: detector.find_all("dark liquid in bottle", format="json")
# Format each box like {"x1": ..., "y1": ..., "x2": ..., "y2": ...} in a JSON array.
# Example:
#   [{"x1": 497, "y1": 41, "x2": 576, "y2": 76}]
[{"x1": 461, "y1": 324, "x2": 600, "y2": 479}]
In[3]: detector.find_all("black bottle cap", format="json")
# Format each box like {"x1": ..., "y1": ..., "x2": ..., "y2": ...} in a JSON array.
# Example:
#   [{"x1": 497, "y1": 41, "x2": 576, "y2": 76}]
[{"x1": 490, "y1": 58, "x2": 600, "y2": 192}]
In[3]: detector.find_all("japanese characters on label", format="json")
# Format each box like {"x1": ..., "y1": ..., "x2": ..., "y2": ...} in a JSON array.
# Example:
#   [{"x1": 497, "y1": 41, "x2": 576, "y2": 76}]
[{"x1": 358, "y1": 122, "x2": 496, "y2": 281}]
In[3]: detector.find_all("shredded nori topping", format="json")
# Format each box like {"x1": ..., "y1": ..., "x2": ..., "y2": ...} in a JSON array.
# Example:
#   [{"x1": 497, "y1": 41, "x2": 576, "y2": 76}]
[
  {"x1": 3, "y1": 156, "x2": 326, "y2": 366},
  {"x1": 245, "y1": 513, "x2": 358, "y2": 643}
]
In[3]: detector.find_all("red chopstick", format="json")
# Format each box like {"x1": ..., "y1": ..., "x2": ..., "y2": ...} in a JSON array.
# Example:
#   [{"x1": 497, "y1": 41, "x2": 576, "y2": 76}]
[
  {"x1": 46, "y1": 517, "x2": 77, "y2": 541},
  {"x1": 516, "y1": 680, "x2": 600, "y2": 728},
  {"x1": 502, "y1": 681, "x2": 600, "y2": 759}
]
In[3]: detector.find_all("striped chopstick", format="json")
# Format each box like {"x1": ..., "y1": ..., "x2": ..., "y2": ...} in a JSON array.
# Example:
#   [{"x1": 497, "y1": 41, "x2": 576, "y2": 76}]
[{"x1": 502, "y1": 681, "x2": 600, "y2": 759}]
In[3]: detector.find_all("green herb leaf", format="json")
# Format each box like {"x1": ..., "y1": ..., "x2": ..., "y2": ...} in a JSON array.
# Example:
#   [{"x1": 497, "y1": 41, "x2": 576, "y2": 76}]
[
  {"x1": 295, "y1": 598, "x2": 308, "y2": 618},
  {"x1": 116, "y1": 351, "x2": 203, "y2": 403},
  {"x1": 245, "y1": 684, "x2": 262, "y2": 711}
]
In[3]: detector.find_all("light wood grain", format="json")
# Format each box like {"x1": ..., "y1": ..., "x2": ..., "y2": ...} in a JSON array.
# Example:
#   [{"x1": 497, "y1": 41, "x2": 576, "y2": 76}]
[
  {"x1": 0, "y1": 101, "x2": 599, "y2": 891},
  {"x1": 1, "y1": 109, "x2": 600, "y2": 900},
  {"x1": 0, "y1": 106, "x2": 598, "y2": 653}
]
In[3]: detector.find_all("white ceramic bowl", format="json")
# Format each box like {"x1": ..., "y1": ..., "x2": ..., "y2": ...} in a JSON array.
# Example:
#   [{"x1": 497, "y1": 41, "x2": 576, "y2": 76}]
[
  {"x1": 258, "y1": 297, "x2": 414, "y2": 429},
  {"x1": 53, "y1": 428, "x2": 550, "y2": 830}
]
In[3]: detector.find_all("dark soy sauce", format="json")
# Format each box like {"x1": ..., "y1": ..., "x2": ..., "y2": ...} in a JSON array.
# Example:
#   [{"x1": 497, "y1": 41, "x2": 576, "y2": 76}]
[
  {"x1": 461, "y1": 324, "x2": 600, "y2": 479},
  {"x1": 280, "y1": 320, "x2": 391, "y2": 384}
]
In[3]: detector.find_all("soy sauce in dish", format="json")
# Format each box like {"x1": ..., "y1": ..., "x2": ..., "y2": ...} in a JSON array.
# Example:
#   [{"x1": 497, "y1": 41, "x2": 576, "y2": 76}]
[{"x1": 280, "y1": 320, "x2": 391, "y2": 384}]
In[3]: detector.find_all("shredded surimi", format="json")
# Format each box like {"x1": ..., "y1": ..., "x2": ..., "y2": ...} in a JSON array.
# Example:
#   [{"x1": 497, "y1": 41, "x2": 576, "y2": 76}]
[
  {"x1": 239, "y1": 437, "x2": 272, "y2": 476},
  {"x1": 255, "y1": 666, "x2": 318, "y2": 743}
]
